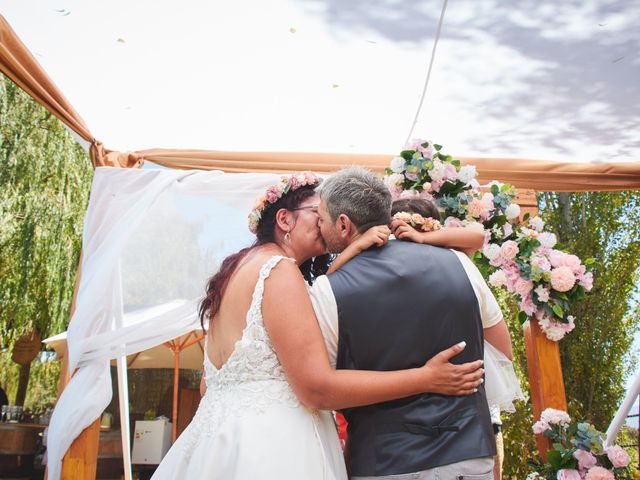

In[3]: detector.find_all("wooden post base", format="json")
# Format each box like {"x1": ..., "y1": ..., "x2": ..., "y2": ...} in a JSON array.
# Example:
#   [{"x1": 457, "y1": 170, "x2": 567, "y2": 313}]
[
  {"x1": 61, "y1": 418, "x2": 100, "y2": 480},
  {"x1": 523, "y1": 319, "x2": 568, "y2": 458}
]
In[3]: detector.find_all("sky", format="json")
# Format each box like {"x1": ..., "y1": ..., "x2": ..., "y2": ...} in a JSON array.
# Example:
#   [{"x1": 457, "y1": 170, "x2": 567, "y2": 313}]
[{"x1": 1, "y1": 0, "x2": 639, "y2": 162}]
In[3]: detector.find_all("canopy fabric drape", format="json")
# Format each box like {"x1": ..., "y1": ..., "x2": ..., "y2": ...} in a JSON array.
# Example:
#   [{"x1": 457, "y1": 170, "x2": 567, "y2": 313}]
[
  {"x1": 1, "y1": 14, "x2": 639, "y2": 190},
  {"x1": 46, "y1": 167, "x2": 286, "y2": 480}
]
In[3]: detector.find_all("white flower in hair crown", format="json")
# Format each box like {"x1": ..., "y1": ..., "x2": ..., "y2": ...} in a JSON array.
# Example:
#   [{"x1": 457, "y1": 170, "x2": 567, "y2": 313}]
[{"x1": 248, "y1": 171, "x2": 321, "y2": 233}]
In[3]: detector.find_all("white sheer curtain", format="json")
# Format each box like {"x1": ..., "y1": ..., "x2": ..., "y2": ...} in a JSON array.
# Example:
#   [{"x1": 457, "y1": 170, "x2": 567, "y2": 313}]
[{"x1": 47, "y1": 167, "x2": 286, "y2": 480}]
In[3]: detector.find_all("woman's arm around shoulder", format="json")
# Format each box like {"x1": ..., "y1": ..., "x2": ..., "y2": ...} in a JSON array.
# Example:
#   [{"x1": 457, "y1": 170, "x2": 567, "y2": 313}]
[{"x1": 262, "y1": 259, "x2": 485, "y2": 410}]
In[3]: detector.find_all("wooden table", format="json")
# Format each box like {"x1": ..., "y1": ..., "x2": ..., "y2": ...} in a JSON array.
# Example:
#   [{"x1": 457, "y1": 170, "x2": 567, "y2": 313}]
[{"x1": 0, "y1": 422, "x2": 46, "y2": 478}]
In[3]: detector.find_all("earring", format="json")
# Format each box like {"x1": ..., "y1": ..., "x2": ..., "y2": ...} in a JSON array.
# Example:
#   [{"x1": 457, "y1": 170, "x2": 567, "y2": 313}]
[{"x1": 284, "y1": 231, "x2": 291, "y2": 242}]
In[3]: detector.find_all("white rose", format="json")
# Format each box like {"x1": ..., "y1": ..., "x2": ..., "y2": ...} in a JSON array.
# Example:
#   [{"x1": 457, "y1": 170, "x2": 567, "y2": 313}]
[
  {"x1": 384, "y1": 173, "x2": 404, "y2": 188},
  {"x1": 529, "y1": 215, "x2": 545, "y2": 232},
  {"x1": 390, "y1": 156, "x2": 406, "y2": 173},
  {"x1": 537, "y1": 232, "x2": 557, "y2": 248},
  {"x1": 429, "y1": 160, "x2": 446, "y2": 182},
  {"x1": 464, "y1": 221, "x2": 485, "y2": 233},
  {"x1": 488, "y1": 270, "x2": 508, "y2": 288},
  {"x1": 505, "y1": 203, "x2": 521, "y2": 220},
  {"x1": 458, "y1": 165, "x2": 477, "y2": 184},
  {"x1": 534, "y1": 285, "x2": 550, "y2": 303},
  {"x1": 482, "y1": 243, "x2": 501, "y2": 261}
]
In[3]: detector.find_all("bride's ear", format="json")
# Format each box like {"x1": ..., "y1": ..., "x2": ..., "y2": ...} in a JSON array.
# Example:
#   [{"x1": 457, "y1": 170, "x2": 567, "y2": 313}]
[{"x1": 275, "y1": 208, "x2": 295, "y2": 234}]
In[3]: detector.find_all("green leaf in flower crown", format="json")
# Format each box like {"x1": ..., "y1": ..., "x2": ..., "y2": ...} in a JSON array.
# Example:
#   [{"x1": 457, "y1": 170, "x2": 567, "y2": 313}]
[
  {"x1": 437, "y1": 152, "x2": 447, "y2": 161},
  {"x1": 451, "y1": 159, "x2": 461, "y2": 168},
  {"x1": 491, "y1": 184, "x2": 500, "y2": 196},
  {"x1": 434, "y1": 144, "x2": 442, "y2": 151},
  {"x1": 585, "y1": 258, "x2": 596, "y2": 266},
  {"x1": 552, "y1": 303, "x2": 564, "y2": 319},
  {"x1": 523, "y1": 212, "x2": 531, "y2": 221},
  {"x1": 421, "y1": 141, "x2": 430, "y2": 148}
]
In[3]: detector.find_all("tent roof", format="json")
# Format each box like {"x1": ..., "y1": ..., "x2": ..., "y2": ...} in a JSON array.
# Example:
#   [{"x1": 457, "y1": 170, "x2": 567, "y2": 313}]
[{"x1": 1, "y1": 1, "x2": 639, "y2": 190}]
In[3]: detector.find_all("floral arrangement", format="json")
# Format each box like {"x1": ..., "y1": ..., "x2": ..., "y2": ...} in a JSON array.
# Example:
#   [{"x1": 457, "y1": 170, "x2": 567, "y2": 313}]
[
  {"x1": 248, "y1": 171, "x2": 320, "y2": 233},
  {"x1": 527, "y1": 408, "x2": 633, "y2": 479},
  {"x1": 392, "y1": 212, "x2": 442, "y2": 232},
  {"x1": 383, "y1": 139, "x2": 595, "y2": 341}
]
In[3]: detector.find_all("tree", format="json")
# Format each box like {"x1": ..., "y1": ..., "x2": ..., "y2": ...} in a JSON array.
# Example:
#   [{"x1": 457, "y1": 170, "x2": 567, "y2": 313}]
[
  {"x1": 0, "y1": 73, "x2": 93, "y2": 406},
  {"x1": 502, "y1": 190, "x2": 640, "y2": 478}
]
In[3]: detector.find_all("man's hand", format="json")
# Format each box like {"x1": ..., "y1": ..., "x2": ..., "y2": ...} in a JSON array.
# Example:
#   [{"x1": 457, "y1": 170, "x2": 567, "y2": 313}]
[{"x1": 421, "y1": 342, "x2": 484, "y2": 395}]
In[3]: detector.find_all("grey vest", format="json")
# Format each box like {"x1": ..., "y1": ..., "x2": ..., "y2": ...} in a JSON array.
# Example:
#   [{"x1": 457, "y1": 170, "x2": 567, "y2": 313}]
[{"x1": 329, "y1": 240, "x2": 496, "y2": 477}]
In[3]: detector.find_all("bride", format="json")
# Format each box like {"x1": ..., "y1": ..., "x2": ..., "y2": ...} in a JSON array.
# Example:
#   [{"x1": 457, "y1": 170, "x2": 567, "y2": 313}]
[{"x1": 151, "y1": 172, "x2": 485, "y2": 479}]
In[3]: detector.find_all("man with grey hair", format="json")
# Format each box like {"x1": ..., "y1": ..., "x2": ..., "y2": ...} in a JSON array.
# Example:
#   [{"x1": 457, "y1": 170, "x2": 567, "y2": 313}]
[{"x1": 310, "y1": 166, "x2": 499, "y2": 479}]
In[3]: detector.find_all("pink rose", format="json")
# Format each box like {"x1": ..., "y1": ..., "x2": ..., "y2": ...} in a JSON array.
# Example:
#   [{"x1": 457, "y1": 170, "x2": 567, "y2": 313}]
[
  {"x1": 515, "y1": 278, "x2": 534, "y2": 296},
  {"x1": 303, "y1": 171, "x2": 317, "y2": 184},
  {"x1": 605, "y1": 445, "x2": 631, "y2": 468},
  {"x1": 500, "y1": 240, "x2": 519, "y2": 260},
  {"x1": 418, "y1": 190, "x2": 434, "y2": 202},
  {"x1": 400, "y1": 189, "x2": 419, "y2": 199},
  {"x1": 578, "y1": 271, "x2": 594, "y2": 291},
  {"x1": 532, "y1": 420, "x2": 549, "y2": 434},
  {"x1": 265, "y1": 187, "x2": 280, "y2": 204},
  {"x1": 562, "y1": 254, "x2": 583, "y2": 272},
  {"x1": 405, "y1": 171, "x2": 418, "y2": 181},
  {"x1": 519, "y1": 294, "x2": 537, "y2": 316},
  {"x1": 557, "y1": 469, "x2": 581, "y2": 480},
  {"x1": 531, "y1": 254, "x2": 552, "y2": 272},
  {"x1": 289, "y1": 175, "x2": 300, "y2": 189},
  {"x1": 585, "y1": 466, "x2": 614, "y2": 480},
  {"x1": 444, "y1": 216, "x2": 463, "y2": 228},
  {"x1": 550, "y1": 266, "x2": 577, "y2": 292},
  {"x1": 549, "y1": 250, "x2": 565, "y2": 268},
  {"x1": 431, "y1": 179, "x2": 444, "y2": 192},
  {"x1": 573, "y1": 449, "x2": 597, "y2": 470},
  {"x1": 443, "y1": 163, "x2": 458, "y2": 181},
  {"x1": 503, "y1": 222, "x2": 513, "y2": 238}
]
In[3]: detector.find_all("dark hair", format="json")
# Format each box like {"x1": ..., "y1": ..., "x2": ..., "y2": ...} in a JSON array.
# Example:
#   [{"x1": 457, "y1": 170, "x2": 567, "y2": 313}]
[
  {"x1": 391, "y1": 198, "x2": 442, "y2": 222},
  {"x1": 198, "y1": 184, "x2": 330, "y2": 331}
]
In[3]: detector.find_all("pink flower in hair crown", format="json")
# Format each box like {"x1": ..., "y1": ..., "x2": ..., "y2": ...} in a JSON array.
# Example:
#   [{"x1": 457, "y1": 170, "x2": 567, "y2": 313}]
[{"x1": 248, "y1": 171, "x2": 321, "y2": 233}]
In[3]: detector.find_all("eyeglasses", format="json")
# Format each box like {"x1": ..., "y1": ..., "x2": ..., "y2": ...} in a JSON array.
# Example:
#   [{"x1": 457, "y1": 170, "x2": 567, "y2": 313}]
[{"x1": 292, "y1": 204, "x2": 319, "y2": 213}]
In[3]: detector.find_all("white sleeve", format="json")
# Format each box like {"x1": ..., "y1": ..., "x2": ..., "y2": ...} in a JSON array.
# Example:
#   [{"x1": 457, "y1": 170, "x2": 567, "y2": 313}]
[
  {"x1": 450, "y1": 250, "x2": 503, "y2": 329},
  {"x1": 308, "y1": 275, "x2": 339, "y2": 368}
]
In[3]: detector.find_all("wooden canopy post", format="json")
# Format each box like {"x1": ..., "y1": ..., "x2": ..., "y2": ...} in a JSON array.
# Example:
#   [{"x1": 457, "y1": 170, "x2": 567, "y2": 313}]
[
  {"x1": 516, "y1": 190, "x2": 568, "y2": 459},
  {"x1": 58, "y1": 251, "x2": 102, "y2": 480}
]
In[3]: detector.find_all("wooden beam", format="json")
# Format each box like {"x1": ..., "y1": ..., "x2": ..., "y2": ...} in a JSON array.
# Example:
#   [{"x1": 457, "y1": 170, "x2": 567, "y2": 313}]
[
  {"x1": 60, "y1": 419, "x2": 100, "y2": 479},
  {"x1": 524, "y1": 320, "x2": 568, "y2": 457},
  {"x1": 56, "y1": 250, "x2": 103, "y2": 480}
]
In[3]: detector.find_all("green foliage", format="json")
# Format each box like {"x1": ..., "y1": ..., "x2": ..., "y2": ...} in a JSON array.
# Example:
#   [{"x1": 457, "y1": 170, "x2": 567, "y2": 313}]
[
  {"x1": 0, "y1": 73, "x2": 92, "y2": 400},
  {"x1": 540, "y1": 191, "x2": 640, "y2": 430},
  {"x1": 501, "y1": 191, "x2": 640, "y2": 478}
]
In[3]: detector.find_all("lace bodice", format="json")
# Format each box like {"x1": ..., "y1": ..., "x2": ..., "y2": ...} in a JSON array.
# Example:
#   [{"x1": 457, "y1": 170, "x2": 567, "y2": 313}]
[
  {"x1": 182, "y1": 256, "x2": 303, "y2": 452},
  {"x1": 203, "y1": 255, "x2": 298, "y2": 388}
]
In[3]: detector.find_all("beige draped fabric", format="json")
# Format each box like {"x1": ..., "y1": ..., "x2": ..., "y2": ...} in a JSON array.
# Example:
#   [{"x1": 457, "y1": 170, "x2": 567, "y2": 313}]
[{"x1": 1, "y1": 14, "x2": 639, "y2": 191}]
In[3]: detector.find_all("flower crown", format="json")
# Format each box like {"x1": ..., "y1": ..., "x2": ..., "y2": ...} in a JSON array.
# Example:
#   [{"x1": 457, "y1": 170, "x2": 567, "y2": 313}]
[
  {"x1": 248, "y1": 171, "x2": 321, "y2": 233},
  {"x1": 393, "y1": 211, "x2": 442, "y2": 233}
]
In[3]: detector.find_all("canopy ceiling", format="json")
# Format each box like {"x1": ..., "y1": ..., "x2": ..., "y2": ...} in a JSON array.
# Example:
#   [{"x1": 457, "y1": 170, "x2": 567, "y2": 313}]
[{"x1": 1, "y1": 0, "x2": 639, "y2": 190}]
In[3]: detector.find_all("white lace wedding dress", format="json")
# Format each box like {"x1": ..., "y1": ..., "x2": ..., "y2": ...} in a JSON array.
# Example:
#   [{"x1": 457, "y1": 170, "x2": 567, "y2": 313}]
[{"x1": 152, "y1": 256, "x2": 347, "y2": 479}]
